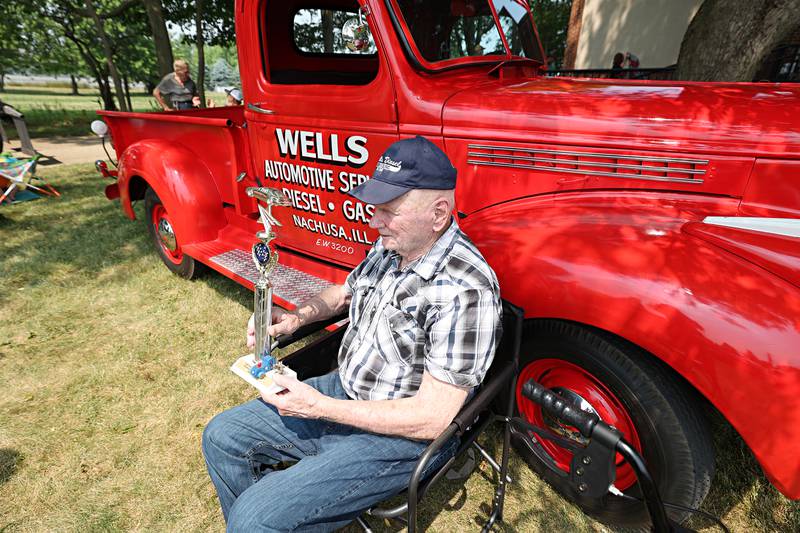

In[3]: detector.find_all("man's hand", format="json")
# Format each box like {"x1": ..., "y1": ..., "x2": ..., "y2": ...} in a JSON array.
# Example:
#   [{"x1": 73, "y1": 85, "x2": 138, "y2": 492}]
[
  {"x1": 261, "y1": 373, "x2": 325, "y2": 419},
  {"x1": 246, "y1": 309, "x2": 301, "y2": 349},
  {"x1": 268, "y1": 311, "x2": 301, "y2": 338}
]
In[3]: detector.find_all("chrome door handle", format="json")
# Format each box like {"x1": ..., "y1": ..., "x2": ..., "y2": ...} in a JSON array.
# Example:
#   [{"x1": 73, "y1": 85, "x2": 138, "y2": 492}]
[{"x1": 247, "y1": 103, "x2": 275, "y2": 115}]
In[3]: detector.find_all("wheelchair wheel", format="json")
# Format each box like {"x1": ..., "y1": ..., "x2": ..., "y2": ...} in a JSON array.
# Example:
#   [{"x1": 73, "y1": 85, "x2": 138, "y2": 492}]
[
  {"x1": 513, "y1": 320, "x2": 714, "y2": 529},
  {"x1": 144, "y1": 187, "x2": 204, "y2": 279}
]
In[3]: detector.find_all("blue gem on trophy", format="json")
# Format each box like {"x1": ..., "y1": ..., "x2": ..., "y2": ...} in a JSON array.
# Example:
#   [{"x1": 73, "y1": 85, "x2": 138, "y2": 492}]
[{"x1": 253, "y1": 242, "x2": 270, "y2": 268}]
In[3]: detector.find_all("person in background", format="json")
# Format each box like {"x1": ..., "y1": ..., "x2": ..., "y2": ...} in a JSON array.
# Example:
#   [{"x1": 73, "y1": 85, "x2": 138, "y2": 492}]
[
  {"x1": 610, "y1": 52, "x2": 625, "y2": 78},
  {"x1": 153, "y1": 59, "x2": 200, "y2": 111},
  {"x1": 207, "y1": 88, "x2": 243, "y2": 108}
]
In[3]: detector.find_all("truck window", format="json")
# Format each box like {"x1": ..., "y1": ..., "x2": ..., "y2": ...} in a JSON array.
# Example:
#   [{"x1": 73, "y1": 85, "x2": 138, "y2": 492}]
[
  {"x1": 293, "y1": 9, "x2": 376, "y2": 55},
  {"x1": 265, "y1": 4, "x2": 379, "y2": 86},
  {"x1": 395, "y1": 0, "x2": 542, "y2": 63}
]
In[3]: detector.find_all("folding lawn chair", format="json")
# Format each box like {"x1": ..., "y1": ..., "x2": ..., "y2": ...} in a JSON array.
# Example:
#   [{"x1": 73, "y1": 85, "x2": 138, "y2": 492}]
[
  {"x1": 0, "y1": 154, "x2": 60, "y2": 204},
  {"x1": 0, "y1": 100, "x2": 36, "y2": 156}
]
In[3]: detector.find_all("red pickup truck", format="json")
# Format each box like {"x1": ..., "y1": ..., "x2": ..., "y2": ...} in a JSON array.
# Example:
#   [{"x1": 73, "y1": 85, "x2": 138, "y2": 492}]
[{"x1": 95, "y1": 0, "x2": 800, "y2": 527}]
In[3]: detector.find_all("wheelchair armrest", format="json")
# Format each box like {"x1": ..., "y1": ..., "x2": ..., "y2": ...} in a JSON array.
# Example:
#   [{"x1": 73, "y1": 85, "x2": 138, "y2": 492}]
[
  {"x1": 452, "y1": 362, "x2": 515, "y2": 434},
  {"x1": 369, "y1": 363, "x2": 516, "y2": 520}
]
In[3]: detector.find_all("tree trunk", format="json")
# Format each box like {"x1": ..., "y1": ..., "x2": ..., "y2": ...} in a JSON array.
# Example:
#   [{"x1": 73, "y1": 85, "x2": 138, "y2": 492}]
[
  {"x1": 676, "y1": 0, "x2": 800, "y2": 81},
  {"x1": 0, "y1": 74, "x2": 4, "y2": 92},
  {"x1": 141, "y1": 0, "x2": 173, "y2": 78},
  {"x1": 322, "y1": 10, "x2": 334, "y2": 54},
  {"x1": 563, "y1": 0, "x2": 585, "y2": 69},
  {"x1": 124, "y1": 75, "x2": 132, "y2": 111},
  {"x1": 70, "y1": 74, "x2": 79, "y2": 95},
  {"x1": 195, "y1": 0, "x2": 206, "y2": 107},
  {"x1": 97, "y1": 71, "x2": 116, "y2": 111},
  {"x1": 66, "y1": 33, "x2": 116, "y2": 110},
  {"x1": 84, "y1": 0, "x2": 129, "y2": 111}
]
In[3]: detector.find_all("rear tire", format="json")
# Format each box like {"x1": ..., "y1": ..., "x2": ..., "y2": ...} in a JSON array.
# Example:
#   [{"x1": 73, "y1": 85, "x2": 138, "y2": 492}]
[
  {"x1": 144, "y1": 187, "x2": 203, "y2": 279},
  {"x1": 513, "y1": 320, "x2": 714, "y2": 529}
]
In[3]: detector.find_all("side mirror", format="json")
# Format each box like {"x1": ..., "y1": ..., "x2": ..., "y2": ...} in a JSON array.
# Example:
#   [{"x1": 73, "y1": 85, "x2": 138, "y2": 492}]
[{"x1": 342, "y1": 10, "x2": 372, "y2": 53}]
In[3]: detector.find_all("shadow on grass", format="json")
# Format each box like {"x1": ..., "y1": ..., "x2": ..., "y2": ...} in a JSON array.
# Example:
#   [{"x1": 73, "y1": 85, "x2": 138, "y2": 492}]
[
  {"x1": 0, "y1": 172, "x2": 152, "y2": 291},
  {"x1": 0, "y1": 449, "x2": 22, "y2": 485},
  {"x1": 693, "y1": 409, "x2": 800, "y2": 532},
  {"x1": 194, "y1": 267, "x2": 254, "y2": 311}
]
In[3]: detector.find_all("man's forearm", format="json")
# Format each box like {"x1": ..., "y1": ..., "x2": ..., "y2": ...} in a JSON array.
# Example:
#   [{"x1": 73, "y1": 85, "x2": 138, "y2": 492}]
[
  {"x1": 316, "y1": 373, "x2": 469, "y2": 441},
  {"x1": 292, "y1": 285, "x2": 349, "y2": 326},
  {"x1": 318, "y1": 395, "x2": 446, "y2": 440},
  {"x1": 153, "y1": 89, "x2": 168, "y2": 110}
]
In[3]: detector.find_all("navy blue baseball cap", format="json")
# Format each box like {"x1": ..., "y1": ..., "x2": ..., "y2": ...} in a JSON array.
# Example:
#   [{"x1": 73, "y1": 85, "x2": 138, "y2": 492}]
[{"x1": 348, "y1": 136, "x2": 457, "y2": 205}]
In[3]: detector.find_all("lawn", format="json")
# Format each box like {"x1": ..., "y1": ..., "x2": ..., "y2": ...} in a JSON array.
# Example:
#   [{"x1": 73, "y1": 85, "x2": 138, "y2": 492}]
[
  {"x1": 0, "y1": 85, "x2": 228, "y2": 139},
  {"x1": 1, "y1": 163, "x2": 798, "y2": 532}
]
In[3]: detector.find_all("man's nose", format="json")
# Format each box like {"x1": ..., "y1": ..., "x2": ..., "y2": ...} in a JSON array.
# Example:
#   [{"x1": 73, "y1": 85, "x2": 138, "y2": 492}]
[{"x1": 368, "y1": 213, "x2": 382, "y2": 229}]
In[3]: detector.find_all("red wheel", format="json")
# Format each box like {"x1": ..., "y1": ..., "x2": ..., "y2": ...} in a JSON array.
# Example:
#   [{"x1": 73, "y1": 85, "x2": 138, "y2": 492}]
[
  {"x1": 517, "y1": 358, "x2": 643, "y2": 490},
  {"x1": 144, "y1": 187, "x2": 203, "y2": 279},
  {"x1": 150, "y1": 202, "x2": 184, "y2": 265},
  {"x1": 513, "y1": 321, "x2": 714, "y2": 529}
]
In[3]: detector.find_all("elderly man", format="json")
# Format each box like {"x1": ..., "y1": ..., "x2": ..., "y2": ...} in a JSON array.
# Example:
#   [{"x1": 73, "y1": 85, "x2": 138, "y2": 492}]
[
  {"x1": 153, "y1": 59, "x2": 200, "y2": 111},
  {"x1": 202, "y1": 136, "x2": 502, "y2": 532}
]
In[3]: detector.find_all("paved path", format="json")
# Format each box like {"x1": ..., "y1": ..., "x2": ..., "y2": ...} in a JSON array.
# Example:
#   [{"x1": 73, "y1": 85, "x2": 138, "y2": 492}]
[{"x1": 5, "y1": 135, "x2": 108, "y2": 166}]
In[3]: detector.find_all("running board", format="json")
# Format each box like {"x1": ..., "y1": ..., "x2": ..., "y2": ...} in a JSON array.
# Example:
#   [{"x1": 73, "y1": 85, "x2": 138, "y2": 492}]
[{"x1": 209, "y1": 249, "x2": 334, "y2": 306}]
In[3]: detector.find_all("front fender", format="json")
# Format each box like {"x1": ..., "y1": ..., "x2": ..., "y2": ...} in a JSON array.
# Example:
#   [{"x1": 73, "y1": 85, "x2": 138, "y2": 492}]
[
  {"x1": 118, "y1": 139, "x2": 226, "y2": 247},
  {"x1": 461, "y1": 192, "x2": 800, "y2": 499}
]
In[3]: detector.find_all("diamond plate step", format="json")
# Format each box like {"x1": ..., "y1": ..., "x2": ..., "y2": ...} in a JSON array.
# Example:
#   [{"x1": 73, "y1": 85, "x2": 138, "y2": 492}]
[{"x1": 210, "y1": 249, "x2": 333, "y2": 306}]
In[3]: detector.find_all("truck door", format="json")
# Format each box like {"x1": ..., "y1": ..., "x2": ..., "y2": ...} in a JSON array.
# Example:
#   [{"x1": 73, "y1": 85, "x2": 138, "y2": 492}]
[{"x1": 242, "y1": 1, "x2": 397, "y2": 268}]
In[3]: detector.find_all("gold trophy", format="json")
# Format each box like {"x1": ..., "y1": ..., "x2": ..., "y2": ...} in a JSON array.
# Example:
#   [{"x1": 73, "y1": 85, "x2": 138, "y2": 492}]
[{"x1": 230, "y1": 187, "x2": 297, "y2": 394}]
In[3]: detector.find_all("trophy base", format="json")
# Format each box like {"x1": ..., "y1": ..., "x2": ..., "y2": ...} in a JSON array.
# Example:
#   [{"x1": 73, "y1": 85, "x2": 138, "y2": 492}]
[{"x1": 230, "y1": 353, "x2": 297, "y2": 395}]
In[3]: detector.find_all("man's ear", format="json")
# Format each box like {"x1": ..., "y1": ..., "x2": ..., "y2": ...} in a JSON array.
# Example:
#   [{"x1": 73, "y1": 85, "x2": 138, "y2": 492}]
[{"x1": 432, "y1": 197, "x2": 451, "y2": 231}]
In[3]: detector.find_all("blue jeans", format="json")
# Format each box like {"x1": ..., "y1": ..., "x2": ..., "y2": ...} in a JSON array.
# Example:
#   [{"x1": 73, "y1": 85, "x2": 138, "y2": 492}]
[{"x1": 202, "y1": 373, "x2": 458, "y2": 532}]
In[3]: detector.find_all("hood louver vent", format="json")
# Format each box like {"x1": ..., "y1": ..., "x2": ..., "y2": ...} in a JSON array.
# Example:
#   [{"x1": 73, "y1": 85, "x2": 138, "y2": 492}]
[{"x1": 467, "y1": 144, "x2": 708, "y2": 184}]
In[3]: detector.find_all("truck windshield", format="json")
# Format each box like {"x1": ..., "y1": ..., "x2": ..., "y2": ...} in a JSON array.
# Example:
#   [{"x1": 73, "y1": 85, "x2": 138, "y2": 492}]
[{"x1": 393, "y1": 0, "x2": 542, "y2": 66}]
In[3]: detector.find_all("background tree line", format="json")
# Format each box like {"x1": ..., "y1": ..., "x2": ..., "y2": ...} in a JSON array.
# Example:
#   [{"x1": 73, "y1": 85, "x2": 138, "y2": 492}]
[
  {"x1": 0, "y1": 0, "x2": 238, "y2": 111},
  {"x1": 1, "y1": 0, "x2": 797, "y2": 113}
]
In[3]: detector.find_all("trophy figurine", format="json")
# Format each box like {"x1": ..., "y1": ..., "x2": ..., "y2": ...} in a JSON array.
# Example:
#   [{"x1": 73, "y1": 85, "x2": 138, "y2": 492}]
[{"x1": 230, "y1": 187, "x2": 297, "y2": 394}]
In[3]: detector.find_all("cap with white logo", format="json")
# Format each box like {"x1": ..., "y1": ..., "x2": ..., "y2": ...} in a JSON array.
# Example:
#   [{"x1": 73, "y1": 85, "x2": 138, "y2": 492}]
[
  {"x1": 348, "y1": 135, "x2": 457, "y2": 205},
  {"x1": 225, "y1": 88, "x2": 243, "y2": 103}
]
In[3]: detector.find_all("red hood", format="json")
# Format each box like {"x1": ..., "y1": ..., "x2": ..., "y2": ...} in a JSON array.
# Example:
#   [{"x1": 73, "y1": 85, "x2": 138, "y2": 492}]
[{"x1": 442, "y1": 77, "x2": 800, "y2": 157}]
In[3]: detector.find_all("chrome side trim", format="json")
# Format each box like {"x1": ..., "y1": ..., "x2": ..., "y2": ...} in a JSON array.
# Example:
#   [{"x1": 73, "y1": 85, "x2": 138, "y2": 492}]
[
  {"x1": 467, "y1": 159, "x2": 705, "y2": 184},
  {"x1": 467, "y1": 143, "x2": 707, "y2": 184},
  {"x1": 468, "y1": 151, "x2": 705, "y2": 175},
  {"x1": 703, "y1": 217, "x2": 800, "y2": 239},
  {"x1": 467, "y1": 144, "x2": 709, "y2": 165}
]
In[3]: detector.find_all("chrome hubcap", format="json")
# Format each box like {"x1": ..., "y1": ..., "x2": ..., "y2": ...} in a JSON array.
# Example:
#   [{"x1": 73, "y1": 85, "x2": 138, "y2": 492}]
[{"x1": 157, "y1": 218, "x2": 177, "y2": 252}]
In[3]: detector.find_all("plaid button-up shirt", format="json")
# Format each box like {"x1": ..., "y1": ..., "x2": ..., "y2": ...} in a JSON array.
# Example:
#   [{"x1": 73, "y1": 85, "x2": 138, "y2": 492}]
[{"x1": 338, "y1": 219, "x2": 502, "y2": 401}]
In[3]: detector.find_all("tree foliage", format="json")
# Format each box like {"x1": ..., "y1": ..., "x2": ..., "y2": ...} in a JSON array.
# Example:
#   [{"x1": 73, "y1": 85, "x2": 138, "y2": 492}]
[
  {"x1": 206, "y1": 58, "x2": 239, "y2": 89},
  {"x1": 0, "y1": 4, "x2": 26, "y2": 91},
  {"x1": 529, "y1": 0, "x2": 572, "y2": 65}
]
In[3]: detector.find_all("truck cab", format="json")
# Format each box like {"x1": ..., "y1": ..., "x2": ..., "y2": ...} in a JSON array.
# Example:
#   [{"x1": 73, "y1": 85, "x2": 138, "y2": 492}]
[{"x1": 97, "y1": 0, "x2": 800, "y2": 528}]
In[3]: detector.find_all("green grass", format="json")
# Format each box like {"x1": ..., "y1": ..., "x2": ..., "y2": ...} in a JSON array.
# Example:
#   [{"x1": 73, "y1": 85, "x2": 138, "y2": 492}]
[
  {"x1": 0, "y1": 85, "x2": 228, "y2": 139},
  {"x1": 1, "y1": 164, "x2": 798, "y2": 531}
]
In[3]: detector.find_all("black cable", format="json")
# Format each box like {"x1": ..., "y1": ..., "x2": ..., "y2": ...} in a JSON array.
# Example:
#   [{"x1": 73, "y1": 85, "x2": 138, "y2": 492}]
[
  {"x1": 102, "y1": 136, "x2": 118, "y2": 167},
  {"x1": 614, "y1": 491, "x2": 730, "y2": 533}
]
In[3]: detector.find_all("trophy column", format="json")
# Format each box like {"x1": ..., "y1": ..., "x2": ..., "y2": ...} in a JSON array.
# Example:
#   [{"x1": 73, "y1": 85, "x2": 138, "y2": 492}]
[{"x1": 229, "y1": 187, "x2": 297, "y2": 393}]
